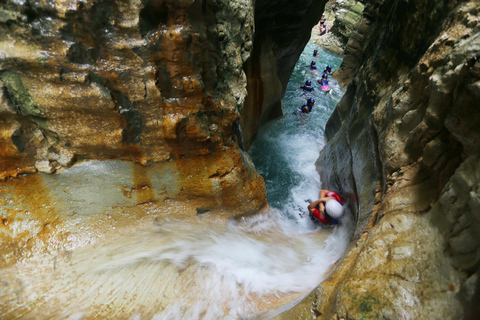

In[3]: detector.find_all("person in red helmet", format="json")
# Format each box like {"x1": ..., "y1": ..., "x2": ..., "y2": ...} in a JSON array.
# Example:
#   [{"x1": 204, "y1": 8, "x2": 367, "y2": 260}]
[{"x1": 307, "y1": 189, "x2": 344, "y2": 225}]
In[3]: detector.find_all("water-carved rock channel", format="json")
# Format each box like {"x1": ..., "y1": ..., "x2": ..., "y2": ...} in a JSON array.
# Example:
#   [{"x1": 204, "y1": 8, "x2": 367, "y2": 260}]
[
  {"x1": 1, "y1": 40, "x2": 348, "y2": 318},
  {"x1": 1, "y1": 0, "x2": 480, "y2": 319}
]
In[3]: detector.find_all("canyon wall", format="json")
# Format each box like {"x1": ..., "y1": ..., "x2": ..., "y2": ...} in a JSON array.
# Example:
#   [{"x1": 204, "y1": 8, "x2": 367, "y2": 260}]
[
  {"x1": 315, "y1": 0, "x2": 364, "y2": 56},
  {"x1": 0, "y1": 0, "x2": 267, "y2": 268},
  {"x1": 2, "y1": 0, "x2": 479, "y2": 318},
  {"x1": 277, "y1": 0, "x2": 480, "y2": 319}
]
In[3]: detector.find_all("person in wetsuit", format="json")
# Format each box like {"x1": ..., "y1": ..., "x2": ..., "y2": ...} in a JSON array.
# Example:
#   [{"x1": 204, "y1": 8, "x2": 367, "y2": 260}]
[
  {"x1": 306, "y1": 61, "x2": 317, "y2": 70},
  {"x1": 298, "y1": 98, "x2": 315, "y2": 114},
  {"x1": 299, "y1": 80, "x2": 314, "y2": 92},
  {"x1": 318, "y1": 78, "x2": 331, "y2": 94},
  {"x1": 320, "y1": 14, "x2": 326, "y2": 25},
  {"x1": 307, "y1": 189, "x2": 344, "y2": 225},
  {"x1": 323, "y1": 65, "x2": 333, "y2": 75},
  {"x1": 313, "y1": 49, "x2": 320, "y2": 57},
  {"x1": 318, "y1": 72, "x2": 329, "y2": 83},
  {"x1": 319, "y1": 15, "x2": 327, "y2": 35},
  {"x1": 319, "y1": 24, "x2": 327, "y2": 36}
]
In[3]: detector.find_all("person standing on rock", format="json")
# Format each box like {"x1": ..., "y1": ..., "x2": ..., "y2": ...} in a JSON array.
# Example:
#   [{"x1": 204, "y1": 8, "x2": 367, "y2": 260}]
[
  {"x1": 319, "y1": 15, "x2": 327, "y2": 35},
  {"x1": 307, "y1": 189, "x2": 344, "y2": 225}
]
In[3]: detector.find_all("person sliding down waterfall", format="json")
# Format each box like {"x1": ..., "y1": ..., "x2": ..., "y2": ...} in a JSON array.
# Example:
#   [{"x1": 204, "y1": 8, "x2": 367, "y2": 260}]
[{"x1": 307, "y1": 189, "x2": 344, "y2": 225}]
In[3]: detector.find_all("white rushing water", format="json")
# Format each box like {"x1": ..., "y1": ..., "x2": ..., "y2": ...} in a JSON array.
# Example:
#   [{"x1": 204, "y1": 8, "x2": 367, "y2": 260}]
[
  {"x1": 1, "y1": 210, "x2": 353, "y2": 319},
  {"x1": 249, "y1": 42, "x2": 345, "y2": 223},
  {"x1": 102, "y1": 212, "x2": 353, "y2": 319},
  {"x1": 0, "y1": 44, "x2": 352, "y2": 319}
]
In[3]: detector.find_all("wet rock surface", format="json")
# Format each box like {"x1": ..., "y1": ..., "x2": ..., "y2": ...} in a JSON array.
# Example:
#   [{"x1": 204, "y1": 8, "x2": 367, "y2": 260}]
[
  {"x1": 0, "y1": 0, "x2": 266, "y2": 209},
  {"x1": 277, "y1": 0, "x2": 480, "y2": 319},
  {"x1": 0, "y1": 0, "x2": 267, "y2": 283},
  {"x1": 314, "y1": 0, "x2": 364, "y2": 57}
]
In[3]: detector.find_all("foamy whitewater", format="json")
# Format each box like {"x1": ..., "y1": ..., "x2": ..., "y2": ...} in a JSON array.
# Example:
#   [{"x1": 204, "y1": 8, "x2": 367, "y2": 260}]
[
  {"x1": 0, "y1": 44, "x2": 352, "y2": 319},
  {"x1": 1, "y1": 211, "x2": 353, "y2": 319}
]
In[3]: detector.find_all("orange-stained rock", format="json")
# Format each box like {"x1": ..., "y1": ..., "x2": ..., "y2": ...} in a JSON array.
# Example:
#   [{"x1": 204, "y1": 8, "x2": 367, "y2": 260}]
[
  {"x1": 0, "y1": 0, "x2": 267, "y2": 277},
  {"x1": 0, "y1": 0, "x2": 265, "y2": 217}
]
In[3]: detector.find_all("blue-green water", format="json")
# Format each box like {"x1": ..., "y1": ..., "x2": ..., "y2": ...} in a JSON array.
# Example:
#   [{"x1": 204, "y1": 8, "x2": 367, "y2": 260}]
[{"x1": 250, "y1": 42, "x2": 344, "y2": 219}]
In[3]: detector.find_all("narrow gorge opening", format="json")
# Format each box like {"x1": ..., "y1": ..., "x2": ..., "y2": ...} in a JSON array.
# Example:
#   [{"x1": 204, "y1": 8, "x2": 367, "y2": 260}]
[
  {"x1": 246, "y1": 42, "x2": 354, "y2": 316},
  {"x1": 2, "y1": 0, "x2": 479, "y2": 318}
]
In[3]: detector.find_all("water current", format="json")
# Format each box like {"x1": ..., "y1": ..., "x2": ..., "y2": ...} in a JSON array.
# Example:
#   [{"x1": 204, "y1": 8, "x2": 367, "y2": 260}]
[
  {"x1": 249, "y1": 42, "x2": 346, "y2": 217},
  {"x1": 0, "y1": 43, "x2": 352, "y2": 320}
]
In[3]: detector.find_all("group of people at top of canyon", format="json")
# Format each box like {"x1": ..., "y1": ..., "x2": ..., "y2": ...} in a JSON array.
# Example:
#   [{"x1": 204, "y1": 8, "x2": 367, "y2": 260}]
[{"x1": 294, "y1": 10, "x2": 337, "y2": 114}]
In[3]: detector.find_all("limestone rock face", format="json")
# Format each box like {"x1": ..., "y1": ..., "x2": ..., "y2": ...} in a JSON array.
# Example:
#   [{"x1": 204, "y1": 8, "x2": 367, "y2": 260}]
[
  {"x1": 0, "y1": 0, "x2": 267, "y2": 267},
  {"x1": 315, "y1": 0, "x2": 364, "y2": 56},
  {"x1": 329, "y1": 1, "x2": 370, "y2": 86},
  {"x1": 276, "y1": 0, "x2": 480, "y2": 319},
  {"x1": 241, "y1": 0, "x2": 327, "y2": 150}
]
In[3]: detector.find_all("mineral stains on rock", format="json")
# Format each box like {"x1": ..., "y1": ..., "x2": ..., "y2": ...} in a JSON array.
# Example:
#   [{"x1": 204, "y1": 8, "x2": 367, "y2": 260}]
[{"x1": 0, "y1": 0, "x2": 266, "y2": 281}]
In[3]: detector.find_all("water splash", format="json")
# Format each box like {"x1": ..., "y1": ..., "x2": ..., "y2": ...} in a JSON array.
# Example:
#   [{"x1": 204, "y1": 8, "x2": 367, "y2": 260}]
[
  {"x1": 1, "y1": 210, "x2": 352, "y2": 319},
  {"x1": 0, "y1": 45, "x2": 351, "y2": 319},
  {"x1": 250, "y1": 42, "x2": 344, "y2": 220}
]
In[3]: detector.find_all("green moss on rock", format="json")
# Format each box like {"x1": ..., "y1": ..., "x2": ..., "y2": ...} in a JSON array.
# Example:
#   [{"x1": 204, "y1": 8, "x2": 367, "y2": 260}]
[
  {"x1": 1, "y1": 72, "x2": 43, "y2": 117},
  {"x1": 0, "y1": 9, "x2": 25, "y2": 23}
]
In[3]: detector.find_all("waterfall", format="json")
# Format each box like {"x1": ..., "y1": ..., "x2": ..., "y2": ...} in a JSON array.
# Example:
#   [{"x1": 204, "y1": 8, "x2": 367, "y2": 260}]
[
  {"x1": 250, "y1": 41, "x2": 345, "y2": 223},
  {"x1": 0, "y1": 44, "x2": 353, "y2": 320}
]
